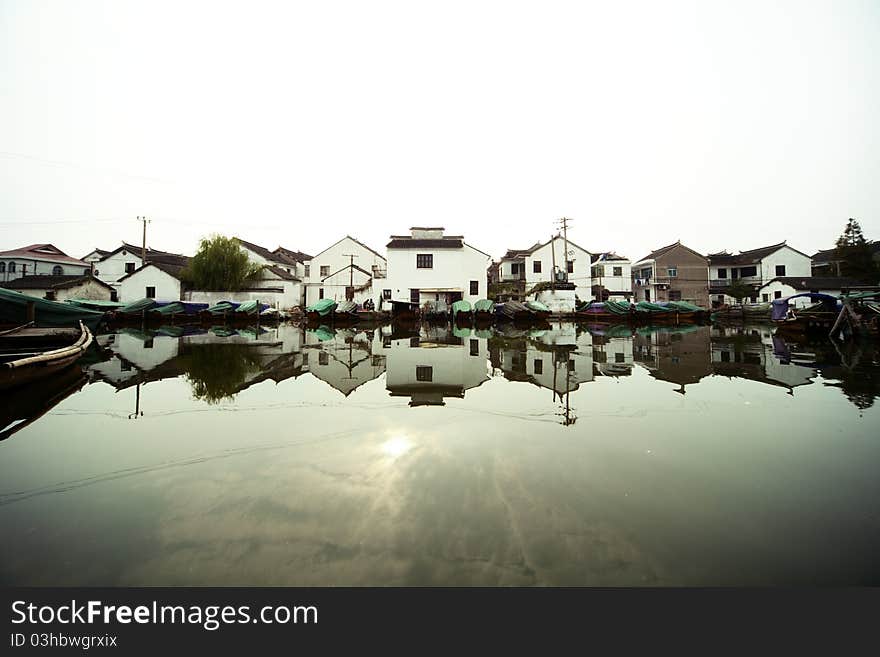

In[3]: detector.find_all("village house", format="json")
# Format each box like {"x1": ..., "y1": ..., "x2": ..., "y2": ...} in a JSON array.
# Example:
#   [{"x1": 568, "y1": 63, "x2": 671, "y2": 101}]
[
  {"x1": 811, "y1": 243, "x2": 880, "y2": 277},
  {"x1": 590, "y1": 252, "x2": 632, "y2": 301},
  {"x1": 632, "y1": 241, "x2": 709, "y2": 307},
  {"x1": 85, "y1": 242, "x2": 188, "y2": 294},
  {"x1": 0, "y1": 273, "x2": 115, "y2": 302},
  {"x1": 117, "y1": 256, "x2": 191, "y2": 303},
  {"x1": 385, "y1": 227, "x2": 492, "y2": 313},
  {"x1": 0, "y1": 244, "x2": 90, "y2": 282},
  {"x1": 302, "y1": 235, "x2": 387, "y2": 308},
  {"x1": 706, "y1": 242, "x2": 811, "y2": 306},
  {"x1": 498, "y1": 235, "x2": 592, "y2": 304},
  {"x1": 235, "y1": 238, "x2": 310, "y2": 306}
]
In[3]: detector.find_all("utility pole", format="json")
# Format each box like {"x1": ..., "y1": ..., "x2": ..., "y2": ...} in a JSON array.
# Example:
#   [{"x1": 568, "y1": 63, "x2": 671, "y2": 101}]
[
  {"x1": 137, "y1": 216, "x2": 151, "y2": 265},
  {"x1": 556, "y1": 217, "x2": 572, "y2": 282},
  {"x1": 342, "y1": 253, "x2": 358, "y2": 301}
]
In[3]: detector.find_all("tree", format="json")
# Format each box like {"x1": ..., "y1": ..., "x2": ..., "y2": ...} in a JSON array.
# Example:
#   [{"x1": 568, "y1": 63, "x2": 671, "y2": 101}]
[
  {"x1": 725, "y1": 279, "x2": 753, "y2": 305},
  {"x1": 183, "y1": 235, "x2": 263, "y2": 291},
  {"x1": 834, "y1": 218, "x2": 878, "y2": 284}
]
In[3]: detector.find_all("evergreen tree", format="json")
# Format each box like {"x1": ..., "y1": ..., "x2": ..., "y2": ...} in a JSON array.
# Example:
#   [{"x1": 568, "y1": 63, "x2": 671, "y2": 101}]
[{"x1": 834, "y1": 218, "x2": 878, "y2": 283}]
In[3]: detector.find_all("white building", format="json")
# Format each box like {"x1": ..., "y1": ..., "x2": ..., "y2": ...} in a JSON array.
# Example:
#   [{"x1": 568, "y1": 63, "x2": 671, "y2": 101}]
[
  {"x1": 498, "y1": 235, "x2": 592, "y2": 302},
  {"x1": 1, "y1": 273, "x2": 115, "y2": 302},
  {"x1": 385, "y1": 227, "x2": 492, "y2": 313},
  {"x1": 236, "y1": 238, "x2": 308, "y2": 306},
  {"x1": 757, "y1": 276, "x2": 861, "y2": 307},
  {"x1": 0, "y1": 244, "x2": 90, "y2": 282},
  {"x1": 303, "y1": 235, "x2": 387, "y2": 308},
  {"x1": 183, "y1": 266, "x2": 302, "y2": 309},
  {"x1": 590, "y1": 252, "x2": 632, "y2": 301},
  {"x1": 707, "y1": 242, "x2": 811, "y2": 306},
  {"x1": 118, "y1": 261, "x2": 188, "y2": 302},
  {"x1": 87, "y1": 243, "x2": 187, "y2": 293}
]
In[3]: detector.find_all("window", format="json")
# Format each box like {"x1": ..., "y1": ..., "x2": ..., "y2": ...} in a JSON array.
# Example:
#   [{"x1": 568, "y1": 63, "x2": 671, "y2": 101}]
[
  {"x1": 533, "y1": 260, "x2": 542, "y2": 273},
  {"x1": 644, "y1": 289, "x2": 650, "y2": 302},
  {"x1": 383, "y1": 336, "x2": 391, "y2": 348},
  {"x1": 94, "y1": 268, "x2": 99, "y2": 276},
  {"x1": 303, "y1": 352, "x2": 309, "y2": 366},
  {"x1": 52, "y1": 265, "x2": 63, "y2": 275},
  {"x1": 320, "y1": 265, "x2": 330, "y2": 277},
  {"x1": 45, "y1": 291, "x2": 56, "y2": 301},
  {"x1": 762, "y1": 293, "x2": 769, "y2": 302},
  {"x1": 144, "y1": 338, "x2": 154, "y2": 349},
  {"x1": 0, "y1": 262, "x2": 5, "y2": 272},
  {"x1": 9, "y1": 261, "x2": 15, "y2": 273},
  {"x1": 383, "y1": 289, "x2": 391, "y2": 300},
  {"x1": 470, "y1": 339, "x2": 479, "y2": 356},
  {"x1": 469, "y1": 280, "x2": 479, "y2": 295},
  {"x1": 416, "y1": 254, "x2": 433, "y2": 269},
  {"x1": 669, "y1": 290, "x2": 682, "y2": 301},
  {"x1": 534, "y1": 359, "x2": 543, "y2": 375},
  {"x1": 319, "y1": 288, "x2": 324, "y2": 299},
  {"x1": 775, "y1": 265, "x2": 786, "y2": 276},
  {"x1": 717, "y1": 268, "x2": 727, "y2": 279},
  {"x1": 740, "y1": 266, "x2": 758, "y2": 277},
  {"x1": 319, "y1": 352, "x2": 329, "y2": 366},
  {"x1": 615, "y1": 352, "x2": 625, "y2": 363},
  {"x1": 568, "y1": 359, "x2": 576, "y2": 371},
  {"x1": 511, "y1": 263, "x2": 520, "y2": 275},
  {"x1": 774, "y1": 291, "x2": 782, "y2": 299},
  {"x1": 567, "y1": 260, "x2": 574, "y2": 274},
  {"x1": 613, "y1": 266, "x2": 622, "y2": 276},
  {"x1": 416, "y1": 366, "x2": 433, "y2": 381},
  {"x1": 345, "y1": 286, "x2": 354, "y2": 301},
  {"x1": 667, "y1": 267, "x2": 678, "y2": 278},
  {"x1": 146, "y1": 286, "x2": 156, "y2": 298},
  {"x1": 125, "y1": 262, "x2": 136, "y2": 274},
  {"x1": 304, "y1": 265, "x2": 310, "y2": 278},
  {"x1": 410, "y1": 337, "x2": 420, "y2": 347},
  {"x1": 410, "y1": 289, "x2": 419, "y2": 303}
]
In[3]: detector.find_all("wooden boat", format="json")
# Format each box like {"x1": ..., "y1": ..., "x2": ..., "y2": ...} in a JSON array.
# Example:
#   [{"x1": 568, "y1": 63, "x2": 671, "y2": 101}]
[
  {"x1": 473, "y1": 299, "x2": 495, "y2": 325},
  {"x1": 0, "y1": 321, "x2": 93, "y2": 391},
  {"x1": 451, "y1": 299, "x2": 473, "y2": 325},
  {"x1": 333, "y1": 300, "x2": 359, "y2": 324},
  {"x1": 306, "y1": 298, "x2": 338, "y2": 323},
  {"x1": 771, "y1": 293, "x2": 841, "y2": 337},
  {"x1": 1, "y1": 363, "x2": 87, "y2": 441},
  {"x1": 524, "y1": 300, "x2": 551, "y2": 318}
]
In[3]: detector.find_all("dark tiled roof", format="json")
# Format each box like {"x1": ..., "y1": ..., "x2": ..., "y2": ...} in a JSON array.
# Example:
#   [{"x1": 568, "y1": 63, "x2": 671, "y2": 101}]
[
  {"x1": 762, "y1": 276, "x2": 861, "y2": 291},
  {"x1": 1, "y1": 274, "x2": 113, "y2": 290},
  {"x1": 264, "y1": 265, "x2": 299, "y2": 281},
  {"x1": 812, "y1": 242, "x2": 880, "y2": 261},
  {"x1": 117, "y1": 258, "x2": 190, "y2": 282},
  {"x1": 387, "y1": 238, "x2": 464, "y2": 249},
  {"x1": 97, "y1": 242, "x2": 186, "y2": 262},
  {"x1": 274, "y1": 246, "x2": 313, "y2": 263},
  {"x1": 590, "y1": 251, "x2": 628, "y2": 263},
  {"x1": 708, "y1": 242, "x2": 810, "y2": 266},
  {"x1": 638, "y1": 241, "x2": 705, "y2": 263}
]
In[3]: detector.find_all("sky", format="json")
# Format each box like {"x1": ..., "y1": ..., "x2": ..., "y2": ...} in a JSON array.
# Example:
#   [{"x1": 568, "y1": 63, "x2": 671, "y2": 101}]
[{"x1": 1, "y1": 0, "x2": 878, "y2": 262}]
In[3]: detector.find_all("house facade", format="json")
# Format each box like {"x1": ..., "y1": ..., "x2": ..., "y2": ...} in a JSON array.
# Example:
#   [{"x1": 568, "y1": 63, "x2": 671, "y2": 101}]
[
  {"x1": 632, "y1": 241, "x2": 709, "y2": 307},
  {"x1": 498, "y1": 236, "x2": 592, "y2": 301},
  {"x1": 707, "y1": 242, "x2": 811, "y2": 306},
  {"x1": 590, "y1": 252, "x2": 632, "y2": 301},
  {"x1": 0, "y1": 244, "x2": 90, "y2": 282},
  {"x1": 118, "y1": 261, "x2": 188, "y2": 302},
  {"x1": 90, "y1": 243, "x2": 187, "y2": 293},
  {"x1": 236, "y1": 238, "x2": 307, "y2": 306},
  {"x1": 302, "y1": 235, "x2": 387, "y2": 308},
  {"x1": 385, "y1": 227, "x2": 492, "y2": 313},
  {"x1": 0, "y1": 274, "x2": 115, "y2": 302}
]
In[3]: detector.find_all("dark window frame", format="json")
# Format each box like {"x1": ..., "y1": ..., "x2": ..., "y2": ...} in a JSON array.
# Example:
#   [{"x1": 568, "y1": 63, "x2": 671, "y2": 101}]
[
  {"x1": 533, "y1": 260, "x2": 542, "y2": 274},
  {"x1": 416, "y1": 254, "x2": 433, "y2": 269},
  {"x1": 145, "y1": 286, "x2": 156, "y2": 299},
  {"x1": 416, "y1": 366, "x2": 433, "y2": 382},
  {"x1": 469, "y1": 280, "x2": 479, "y2": 295}
]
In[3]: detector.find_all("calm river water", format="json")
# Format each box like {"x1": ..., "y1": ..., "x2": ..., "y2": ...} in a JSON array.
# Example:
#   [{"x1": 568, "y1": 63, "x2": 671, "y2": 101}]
[{"x1": 1, "y1": 322, "x2": 879, "y2": 585}]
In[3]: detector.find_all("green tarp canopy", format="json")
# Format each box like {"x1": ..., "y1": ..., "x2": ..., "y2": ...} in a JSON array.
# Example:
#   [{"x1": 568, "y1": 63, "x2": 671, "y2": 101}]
[
  {"x1": 206, "y1": 301, "x2": 238, "y2": 314},
  {"x1": 236, "y1": 300, "x2": 261, "y2": 315},
  {"x1": 307, "y1": 298, "x2": 337, "y2": 316},
  {"x1": 473, "y1": 299, "x2": 494, "y2": 312},
  {"x1": 156, "y1": 325, "x2": 185, "y2": 337},
  {"x1": 155, "y1": 302, "x2": 186, "y2": 315},
  {"x1": 118, "y1": 298, "x2": 157, "y2": 314},
  {"x1": 451, "y1": 300, "x2": 472, "y2": 317},
  {"x1": 0, "y1": 287, "x2": 105, "y2": 329},
  {"x1": 636, "y1": 301, "x2": 672, "y2": 313},
  {"x1": 452, "y1": 325, "x2": 472, "y2": 338},
  {"x1": 666, "y1": 300, "x2": 705, "y2": 312},
  {"x1": 603, "y1": 300, "x2": 634, "y2": 315},
  {"x1": 66, "y1": 298, "x2": 125, "y2": 309},
  {"x1": 474, "y1": 328, "x2": 493, "y2": 339},
  {"x1": 525, "y1": 300, "x2": 550, "y2": 313},
  {"x1": 211, "y1": 326, "x2": 238, "y2": 337},
  {"x1": 307, "y1": 325, "x2": 336, "y2": 341}
]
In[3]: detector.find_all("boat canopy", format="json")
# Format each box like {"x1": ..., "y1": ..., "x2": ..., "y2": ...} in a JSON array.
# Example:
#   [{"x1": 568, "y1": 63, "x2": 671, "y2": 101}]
[
  {"x1": 206, "y1": 301, "x2": 240, "y2": 314},
  {"x1": 770, "y1": 292, "x2": 839, "y2": 320},
  {"x1": 335, "y1": 300, "x2": 358, "y2": 314},
  {"x1": 451, "y1": 300, "x2": 472, "y2": 316},
  {"x1": 473, "y1": 299, "x2": 494, "y2": 312},
  {"x1": 306, "y1": 298, "x2": 337, "y2": 316},
  {"x1": 307, "y1": 325, "x2": 336, "y2": 341},
  {"x1": 118, "y1": 298, "x2": 159, "y2": 314},
  {"x1": 0, "y1": 288, "x2": 105, "y2": 329},
  {"x1": 65, "y1": 298, "x2": 125, "y2": 310},
  {"x1": 452, "y1": 325, "x2": 472, "y2": 338},
  {"x1": 525, "y1": 300, "x2": 551, "y2": 313},
  {"x1": 236, "y1": 300, "x2": 269, "y2": 315}
]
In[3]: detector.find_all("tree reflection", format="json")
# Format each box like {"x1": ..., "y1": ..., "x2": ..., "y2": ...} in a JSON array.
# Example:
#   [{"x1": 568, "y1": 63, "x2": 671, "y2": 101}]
[{"x1": 182, "y1": 343, "x2": 265, "y2": 404}]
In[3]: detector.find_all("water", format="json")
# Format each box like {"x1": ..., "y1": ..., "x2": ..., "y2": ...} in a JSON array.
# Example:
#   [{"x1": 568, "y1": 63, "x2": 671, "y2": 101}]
[{"x1": 1, "y1": 322, "x2": 879, "y2": 585}]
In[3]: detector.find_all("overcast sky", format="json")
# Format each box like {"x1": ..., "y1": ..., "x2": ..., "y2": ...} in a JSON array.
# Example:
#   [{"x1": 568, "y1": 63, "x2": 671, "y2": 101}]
[{"x1": 1, "y1": 0, "x2": 877, "y2": 262}]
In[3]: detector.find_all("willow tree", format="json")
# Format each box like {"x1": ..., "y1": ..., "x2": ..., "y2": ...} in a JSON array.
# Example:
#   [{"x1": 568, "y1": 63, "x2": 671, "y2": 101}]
[{"x1": 184, "y1": 235, "x2": 263, "y2": 291}]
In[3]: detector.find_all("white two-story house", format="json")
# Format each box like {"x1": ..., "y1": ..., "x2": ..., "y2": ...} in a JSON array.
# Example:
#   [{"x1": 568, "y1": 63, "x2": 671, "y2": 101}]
[
  {"x1": 589, "y1": 252, "x2": 632, "y2": 301},
  {"x1": 88, "y1": 242, "x2": 187, "y2": 295},
  {"x1": 0, "y1": 244, "x2": 90, "y2": 282},
  {"x1": 498, "y1": 235, "x2": 592, "y2": 302},
  {"x1": 385, "y1": 227, "x2": 492, "y2": 313},
  {"x1": 303, "y1": 236, "x2": 387, "y2": 308},
  {"x1": 706, "y1": 242, "x2": 811, "y2": 306}
]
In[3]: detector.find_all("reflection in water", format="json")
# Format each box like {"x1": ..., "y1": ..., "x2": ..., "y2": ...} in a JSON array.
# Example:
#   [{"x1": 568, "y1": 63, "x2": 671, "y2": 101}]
[{"x1": 1, "y1": 322, "x2": 879, "y2": 586}]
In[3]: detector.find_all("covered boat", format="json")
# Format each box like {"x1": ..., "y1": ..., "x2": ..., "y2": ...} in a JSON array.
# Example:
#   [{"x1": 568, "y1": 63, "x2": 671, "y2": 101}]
[
  {"x1": 334, "y1": 300, "x2": 359, "y2": 323},
  {"x1": 772, "y1": 293, "x2": 841, "y2": 336},
  {"x1": 235, "y1": 300, "x2": 269, "y2": 316},
  {"x1": 0, "y1": 288, "x2": 105, "y2": 330},
  {"x1": 306, "y1": 298, "x2": 338, "y2": 322},
  {"x1": 0, "y1": 321, "x2": 94, "y2": 391},
  {"x1": 524, "y1": 300, "x2": 551, "y2": 316},
  {"x1": 451, "y1": 299, "x2": 473, "y2": 324}
]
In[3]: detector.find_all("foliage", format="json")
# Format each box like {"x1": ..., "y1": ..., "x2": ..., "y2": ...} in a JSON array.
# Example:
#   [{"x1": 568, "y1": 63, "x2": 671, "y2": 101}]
[
  {"x1": 183, "y1": 343, "x2": 264, "y2": 404},
  {"x1": 834, "y1": 218, "x2": 879, "y2": 284},
  {"x1": 725, "y1": 279, "x2": 754, "y2": 303},
  {"x1": 181, "y1": 235, "x2": 264, "y2": 291}
]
